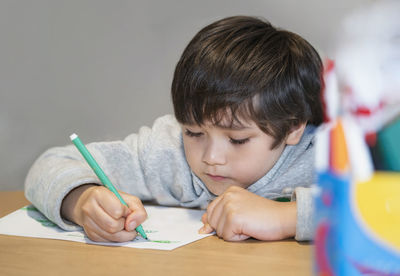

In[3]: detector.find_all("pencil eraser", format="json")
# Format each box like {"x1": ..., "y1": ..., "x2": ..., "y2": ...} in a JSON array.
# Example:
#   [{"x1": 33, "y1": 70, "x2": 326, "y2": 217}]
[{"x1": 70, "y1": 133, "x2": 78, "y2": 141}]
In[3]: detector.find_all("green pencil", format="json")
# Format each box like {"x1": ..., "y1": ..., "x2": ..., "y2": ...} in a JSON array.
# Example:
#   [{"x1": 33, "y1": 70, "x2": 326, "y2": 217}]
[{"x1": 70, "y1": 133, "x2": 148, "y2": 240}]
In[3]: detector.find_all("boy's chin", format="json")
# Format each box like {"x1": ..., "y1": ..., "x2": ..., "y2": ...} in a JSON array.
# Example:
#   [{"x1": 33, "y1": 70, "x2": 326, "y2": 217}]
[
  {"x1": 205, "y1": 182, "x2": 246, "y2": 196},
  {"x1": 204, "y1": 182, "x2": 227, "y2": 196}
]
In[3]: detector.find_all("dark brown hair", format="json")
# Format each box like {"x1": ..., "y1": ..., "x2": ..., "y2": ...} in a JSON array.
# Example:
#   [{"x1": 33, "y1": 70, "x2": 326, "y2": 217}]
[{"x1": 171, "y1": 16, "x2": 323, "y2": 148}]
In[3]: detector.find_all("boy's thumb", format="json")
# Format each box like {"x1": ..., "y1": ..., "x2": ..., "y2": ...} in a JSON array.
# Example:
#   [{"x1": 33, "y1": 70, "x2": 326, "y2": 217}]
[{"x1": 125, "y1": 216, "x2": 137, "y2": 232}]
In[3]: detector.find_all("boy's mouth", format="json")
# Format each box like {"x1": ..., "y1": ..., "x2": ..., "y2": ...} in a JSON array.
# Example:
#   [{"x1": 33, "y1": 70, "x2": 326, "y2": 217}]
[{"x1": 206, "y1": 173, "x2": 227, "y2": 181}]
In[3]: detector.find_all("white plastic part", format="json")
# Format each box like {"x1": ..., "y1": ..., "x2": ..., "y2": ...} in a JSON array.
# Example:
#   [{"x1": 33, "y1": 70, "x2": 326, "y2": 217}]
[{"x1": 69, "y1": 133, "x2": 78, "y2": 141}]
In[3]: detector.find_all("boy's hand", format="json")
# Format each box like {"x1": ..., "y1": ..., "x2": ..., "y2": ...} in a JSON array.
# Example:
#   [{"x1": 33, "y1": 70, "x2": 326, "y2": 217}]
[
  {"x1": 199, "y1": 186, "x2": 296, "y2": 241},
  {"x1": 61, "y1": 184, "x2": 147, "y2": 242}
]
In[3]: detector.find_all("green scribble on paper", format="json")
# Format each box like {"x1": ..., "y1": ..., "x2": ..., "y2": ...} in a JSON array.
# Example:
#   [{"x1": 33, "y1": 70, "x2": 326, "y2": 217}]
[
  {"x1": 22, "y1": 205, "x2": 57, "y2": 227},
  {"x1": 144, "y1": 230, "x2": 158, "y2": 234},
  {"x1": 21, "y1": 206, "x2": 39, "y2": 212},
  {"x1": 67, "y1": 233, "x2": 85, "y2": 238},
  {"x1": 150, "y1": 240, "x2": 179, "y2": 244},
  {"x1": 36, "y1": 219, "x2": 57, "y2": 227}
]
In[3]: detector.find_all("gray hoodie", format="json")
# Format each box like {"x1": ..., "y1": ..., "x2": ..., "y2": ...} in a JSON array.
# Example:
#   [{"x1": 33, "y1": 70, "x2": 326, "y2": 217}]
[{"x1": 25, "y1": 114, "x2": 314, "y2": 241}]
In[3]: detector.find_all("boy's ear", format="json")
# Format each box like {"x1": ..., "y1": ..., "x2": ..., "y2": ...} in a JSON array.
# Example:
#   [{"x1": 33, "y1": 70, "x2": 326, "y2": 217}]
[{"x1": 285, "y1": 123, "x2": 307, "y2": 145}]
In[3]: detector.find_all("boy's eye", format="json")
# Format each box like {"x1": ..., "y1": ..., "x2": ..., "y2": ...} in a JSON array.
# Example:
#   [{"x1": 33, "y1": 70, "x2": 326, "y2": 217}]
[
  {"x1": 185, "y1": 129, "x2": 203, "y2": 137},
  {"x1": 230, "y1": 137, "x2": 250, "y2": 145}
]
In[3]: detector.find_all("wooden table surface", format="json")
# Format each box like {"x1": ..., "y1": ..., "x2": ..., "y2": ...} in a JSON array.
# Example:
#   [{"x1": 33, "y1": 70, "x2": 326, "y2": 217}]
[{"x1": 0, "y1": 191, "x2": 313, "y2": 276}]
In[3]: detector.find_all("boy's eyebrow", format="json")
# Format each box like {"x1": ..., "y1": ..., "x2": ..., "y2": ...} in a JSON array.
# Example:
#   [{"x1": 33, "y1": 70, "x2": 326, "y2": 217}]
[
  {"x1": 216, "y1": 123, "x2": 251, "y2": 130},
  {"x1": 182, "y1": 121, "x2": 252, "y2": 130}
]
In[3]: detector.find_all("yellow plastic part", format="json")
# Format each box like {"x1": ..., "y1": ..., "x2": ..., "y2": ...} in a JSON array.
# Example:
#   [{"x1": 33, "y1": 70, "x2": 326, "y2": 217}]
[{"x1": 355, "y1": 172, "x2": 400, "y2": 251}]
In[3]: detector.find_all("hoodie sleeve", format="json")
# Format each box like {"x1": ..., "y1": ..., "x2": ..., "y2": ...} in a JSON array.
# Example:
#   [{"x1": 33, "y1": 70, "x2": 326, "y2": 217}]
[
  {"x1": 24, "y1": 115, "x2": 196, "y2": 231},
  {"x1": 292, "y1": 187, "x2": 315, "y2": 241}
]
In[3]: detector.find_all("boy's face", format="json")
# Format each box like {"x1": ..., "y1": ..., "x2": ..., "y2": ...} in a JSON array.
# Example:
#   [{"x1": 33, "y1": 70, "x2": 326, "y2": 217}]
[{"x1": 181, "y1": 117, "x2": 286, "y2": 195}]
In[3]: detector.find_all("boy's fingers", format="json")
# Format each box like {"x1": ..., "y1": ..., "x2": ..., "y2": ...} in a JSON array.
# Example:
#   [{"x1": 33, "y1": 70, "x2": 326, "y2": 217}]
[
  {"x1": 215, "y1": 210, "x2": 227, "y2": 238},
  {"x1": 86, "y1": 230, "x2": 108, "y2": 243},
  {"x1": 121, "y1": 203, "x2": 132, "y2": 217},
  {"x1": 125, "y1": 207, "x2": 147, "y2": 231},
  {"x1": 121, "y1": 192, "x2": 144, "y2": 212},
  {"x1": 221, "y1": 218, "x2": 245, "y2": 241},
  {"x1": 225, "y1": 233, "x2": 250, "y2": 242},
  {"x1": 121, "y1": 193, "x2": 147, "y2": 231},
  {"x1": 198, "y1": 222, "x2": 214, "y2": 234},
  {"x1": 205, "y1": 196, "x2": 222, "y2": 225},
  {"x1": 104, "y1": 228, "x2": 138, "y2": 243},
  {"x1": 198, "y1": 212, "x2": 215, "y2": 234},
  {"x1": 84, "y1": 215, "x2": 137, "y2": 242},
  {"x1": 206, "y1": 197, "x2": 224, "y2": 230},
  {"x1": 82, "y1": 215, "x2": 110, "y2": 242},
  {"x1": 95, "y1": 187, "x2": 127, "y2": 219},
  {"x1": 89, "y1": 203, "x2": 126, "y2": 234},
  {"x1": 201, "y1": 212, "x2": 208, "y2": 224}
]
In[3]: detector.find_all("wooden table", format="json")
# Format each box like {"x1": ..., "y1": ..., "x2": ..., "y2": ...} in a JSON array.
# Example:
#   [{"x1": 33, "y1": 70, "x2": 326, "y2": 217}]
[{"x1": 0, "y1": 191, "x2": 313, "y2": 276}]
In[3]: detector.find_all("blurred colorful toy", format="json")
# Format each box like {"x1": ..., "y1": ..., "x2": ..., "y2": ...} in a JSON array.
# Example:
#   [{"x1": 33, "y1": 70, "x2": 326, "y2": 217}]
[{"x1": 313, "y1": 1, "x2": 400, "y2": 275}]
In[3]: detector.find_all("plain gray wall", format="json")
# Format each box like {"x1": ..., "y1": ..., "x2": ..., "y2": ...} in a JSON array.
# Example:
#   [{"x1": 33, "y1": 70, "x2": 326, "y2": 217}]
[{"x1": 0, "y1": 0, "x2": 373, "y2": 190}]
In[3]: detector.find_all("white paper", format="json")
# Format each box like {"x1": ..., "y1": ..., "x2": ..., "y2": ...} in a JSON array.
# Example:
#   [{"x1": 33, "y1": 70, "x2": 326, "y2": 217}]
[{"x1": 0, "y1": 205, "x2": 213, "y2": 250}]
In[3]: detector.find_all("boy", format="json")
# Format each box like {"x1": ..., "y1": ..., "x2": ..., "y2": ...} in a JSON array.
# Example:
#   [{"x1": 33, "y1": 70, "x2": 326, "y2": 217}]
[{"x1": 25, "y1": 16, "x2": 323, "y2": 243}]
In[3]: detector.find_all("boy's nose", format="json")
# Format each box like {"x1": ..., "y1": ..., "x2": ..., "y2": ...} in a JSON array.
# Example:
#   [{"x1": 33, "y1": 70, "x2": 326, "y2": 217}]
[{"x1": 202, "y1": 141, "x2": 227, "y2": 166}]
